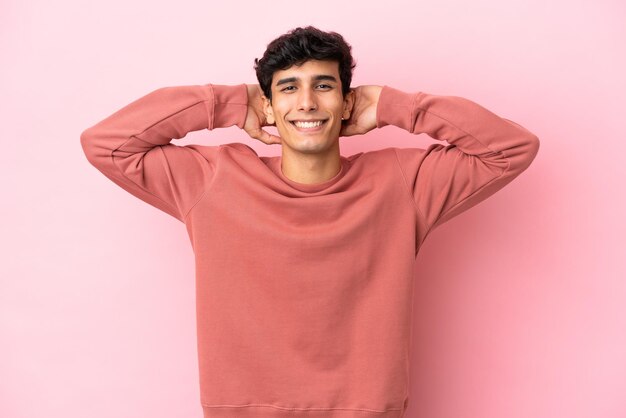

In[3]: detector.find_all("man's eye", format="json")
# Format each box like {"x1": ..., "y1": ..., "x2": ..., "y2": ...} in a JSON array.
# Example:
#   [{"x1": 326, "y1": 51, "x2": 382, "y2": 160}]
[{"x1": 281, "y1": 84, "x2": 332, "y2": 92}]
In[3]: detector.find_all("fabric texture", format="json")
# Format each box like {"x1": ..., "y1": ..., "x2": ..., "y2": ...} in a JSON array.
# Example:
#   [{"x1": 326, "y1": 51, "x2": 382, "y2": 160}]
[{"x1": 80, "y1": 83, "x2": 539, "y2": 418}]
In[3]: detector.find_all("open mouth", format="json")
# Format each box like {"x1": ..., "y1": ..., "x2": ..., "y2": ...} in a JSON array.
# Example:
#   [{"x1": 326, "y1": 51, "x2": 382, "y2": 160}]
[{"x1": 290, "y1": 119, "x2": 329, "y2": 131}]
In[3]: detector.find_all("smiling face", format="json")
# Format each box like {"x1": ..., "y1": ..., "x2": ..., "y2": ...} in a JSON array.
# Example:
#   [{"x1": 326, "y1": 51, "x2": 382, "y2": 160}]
[{"x1": 262, "y1": 59, "x2": 354, "y2": 156}]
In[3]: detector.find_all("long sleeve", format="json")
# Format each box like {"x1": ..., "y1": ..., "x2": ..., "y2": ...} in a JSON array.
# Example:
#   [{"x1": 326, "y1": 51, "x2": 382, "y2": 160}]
[
  {"x1": 377, "y1": 86, "x2": 540, "y2": 244},
  {"x1": 80, "y1": 83, "x2": 248, "y2": 223}
]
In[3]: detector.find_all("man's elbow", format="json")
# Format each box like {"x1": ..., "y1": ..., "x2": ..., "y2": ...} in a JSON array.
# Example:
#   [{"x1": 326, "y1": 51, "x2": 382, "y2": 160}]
[
  {"x1": 528, "y1": 134, "x2": 540, "y2": 161},
  {"x1": 80, "y1": 129, "x2": 96, "y2": 163},
  {"x1": 80, "y1": 127, "x2": 108, "y2": 168},
  {"x1": 519, "y1": 134, "x2": 540, "y2": 171}
]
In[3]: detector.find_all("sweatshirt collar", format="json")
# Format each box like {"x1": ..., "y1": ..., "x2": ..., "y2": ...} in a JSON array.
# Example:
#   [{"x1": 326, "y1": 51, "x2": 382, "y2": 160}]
[{"x1": 271, "y1": 156, "x2": 348, "y2": 193}]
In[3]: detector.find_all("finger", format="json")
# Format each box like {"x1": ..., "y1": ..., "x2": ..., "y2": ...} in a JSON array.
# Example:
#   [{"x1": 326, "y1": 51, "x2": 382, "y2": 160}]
[
  {"x1": 244, "y1": 127, "x2": 262, "y2": 141},
  {"x1": 260, "y1": 128, "x2": 282, "y2": 145},
  {"x1": 245, "y1": 126, "x2": 281, "y2": 145}
]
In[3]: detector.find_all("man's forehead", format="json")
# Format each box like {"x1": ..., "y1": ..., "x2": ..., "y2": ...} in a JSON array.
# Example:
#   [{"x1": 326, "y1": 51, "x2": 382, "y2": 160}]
[
  {"x1": 272, "y1": 60, "x2": 339, "y2": 85},
  {"x1": 274, "y1": 74, "x2": 339, "y2": 87}
]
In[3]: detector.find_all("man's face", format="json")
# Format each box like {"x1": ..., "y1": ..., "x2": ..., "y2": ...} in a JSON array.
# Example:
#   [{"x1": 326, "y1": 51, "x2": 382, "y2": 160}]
[{"x1": 263, "y1": 59, "x2": 354, "y2": 155}]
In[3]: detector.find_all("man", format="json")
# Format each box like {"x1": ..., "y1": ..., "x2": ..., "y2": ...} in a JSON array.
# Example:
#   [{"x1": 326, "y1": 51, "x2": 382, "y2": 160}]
[{"x1": 81, "y1": 26, "x2": 539, "y2": 418}]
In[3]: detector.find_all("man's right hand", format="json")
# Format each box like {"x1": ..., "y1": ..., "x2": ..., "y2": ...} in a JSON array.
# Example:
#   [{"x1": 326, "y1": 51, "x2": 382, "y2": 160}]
[{"x1": 244, "y1": 84, "x2": 282, "y2": 145}]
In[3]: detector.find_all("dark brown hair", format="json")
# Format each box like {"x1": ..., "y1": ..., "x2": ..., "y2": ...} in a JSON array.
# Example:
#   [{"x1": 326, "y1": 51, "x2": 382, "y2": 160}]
[{"x1": 253, "y1": 26, "x2": 356, "y2": 102}]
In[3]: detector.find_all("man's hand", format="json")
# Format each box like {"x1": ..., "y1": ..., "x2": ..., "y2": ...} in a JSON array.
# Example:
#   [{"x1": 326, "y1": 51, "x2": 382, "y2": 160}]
[
  {"x1": 244, "y1": 84, "x2": 282, "y2": 145},
  {"x1": 340, "y1": 85, "x2": 383, "y2": 137}
]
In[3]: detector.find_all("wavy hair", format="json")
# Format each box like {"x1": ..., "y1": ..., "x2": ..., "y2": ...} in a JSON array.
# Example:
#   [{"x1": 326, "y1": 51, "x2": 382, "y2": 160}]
[{"x1": 254, "y1": 26, "x2": 356, "y2": 102}]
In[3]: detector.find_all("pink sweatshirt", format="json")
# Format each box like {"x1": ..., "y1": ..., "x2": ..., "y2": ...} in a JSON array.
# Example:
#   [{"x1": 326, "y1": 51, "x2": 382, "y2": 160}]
[{"x1": 80, "y1": 83, "x2": 539, "y2": 418}]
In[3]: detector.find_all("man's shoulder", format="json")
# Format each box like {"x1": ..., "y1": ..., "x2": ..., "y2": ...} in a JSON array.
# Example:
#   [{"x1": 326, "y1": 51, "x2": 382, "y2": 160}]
[
  {"x1": 187, "y1": 141, "x2": 258, "y2": 157},
  {"x1": 345, "y1": 146, "x2": 399, "y2": 162},
  {"x1": 347, "y1": 147, "x2": 430, "y2": 174},
  {"x1": 219, "y1": 141, "x2": 258, "y2": 155},
  {"x1": 177, "y1": 142, "x2": 259, "y2": 168}
]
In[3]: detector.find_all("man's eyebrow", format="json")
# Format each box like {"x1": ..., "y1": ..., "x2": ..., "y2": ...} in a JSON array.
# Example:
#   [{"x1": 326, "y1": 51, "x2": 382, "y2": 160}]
[{"x1": 275, "y1": 74, "x2": 338, "y2": 86}]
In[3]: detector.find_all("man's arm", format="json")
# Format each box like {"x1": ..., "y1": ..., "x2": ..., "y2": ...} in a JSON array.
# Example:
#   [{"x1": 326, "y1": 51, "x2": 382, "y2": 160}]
[
  {"x1": 376, "y1": 86, "x2": 540, "y2": 244},
  {"x1": 80, "y1": 84, "x2": 248, "y2": 222}
]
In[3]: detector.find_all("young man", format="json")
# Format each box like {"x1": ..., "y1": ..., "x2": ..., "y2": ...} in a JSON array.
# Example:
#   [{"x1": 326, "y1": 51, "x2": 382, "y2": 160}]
[{"x1": 81, "y1": 26, "x2": 539, "y2": 418}]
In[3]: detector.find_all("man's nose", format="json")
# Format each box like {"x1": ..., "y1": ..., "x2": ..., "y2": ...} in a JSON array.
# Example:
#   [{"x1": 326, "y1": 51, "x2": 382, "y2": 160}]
[{"x1": 297, "y1": 88, "x2": 318, "y2": 111}]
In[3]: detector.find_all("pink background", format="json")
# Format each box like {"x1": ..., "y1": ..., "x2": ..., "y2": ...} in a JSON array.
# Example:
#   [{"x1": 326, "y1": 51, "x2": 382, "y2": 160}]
[{"x1": 2, "y1": 1, "x2": 625, "y2": 417}]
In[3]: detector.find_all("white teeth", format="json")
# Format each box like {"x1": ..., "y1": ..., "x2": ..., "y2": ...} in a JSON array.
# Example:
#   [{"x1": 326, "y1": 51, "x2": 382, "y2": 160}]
[{"x1": 293, "y1": 120, "x2": 324, "y2": 128}]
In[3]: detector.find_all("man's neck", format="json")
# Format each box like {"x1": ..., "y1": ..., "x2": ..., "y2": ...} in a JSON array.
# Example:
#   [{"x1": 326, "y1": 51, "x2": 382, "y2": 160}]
[{"x1": 280, "y1": 146, "x2": 342, "y2": 185}]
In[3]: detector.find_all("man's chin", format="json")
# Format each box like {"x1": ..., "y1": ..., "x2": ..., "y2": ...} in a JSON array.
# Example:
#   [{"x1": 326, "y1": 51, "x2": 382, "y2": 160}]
[{"x1": 280, "y1": 137, "x2": 339, "y2": 154}]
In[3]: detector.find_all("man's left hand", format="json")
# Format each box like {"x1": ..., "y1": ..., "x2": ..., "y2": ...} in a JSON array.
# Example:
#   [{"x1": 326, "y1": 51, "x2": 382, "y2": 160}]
[{"x1": 340, "y1": 85, "x2": 383, "y2": 137}]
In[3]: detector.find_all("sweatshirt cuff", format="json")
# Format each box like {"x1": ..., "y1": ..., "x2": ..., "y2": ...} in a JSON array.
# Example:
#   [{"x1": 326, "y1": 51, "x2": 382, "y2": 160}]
[
  {"x1": 376, "y1": 85, "x2": 420, "y2": 132},
  {"x1": 210, "y1": 84, "x2": 248, "y2": 129}
]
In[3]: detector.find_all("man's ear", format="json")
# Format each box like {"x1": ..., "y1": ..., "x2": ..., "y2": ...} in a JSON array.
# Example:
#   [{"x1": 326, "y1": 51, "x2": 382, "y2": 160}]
[
  {"x1": 262, "y1": 95, "x2": 275, "y2": 125},
  {"x1": 342, "y1": 89, "x2": 355, "y2": 120}
]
